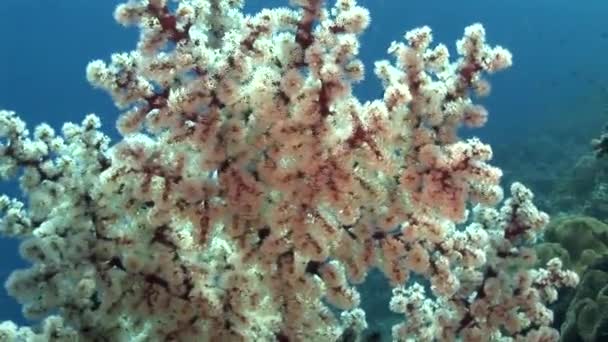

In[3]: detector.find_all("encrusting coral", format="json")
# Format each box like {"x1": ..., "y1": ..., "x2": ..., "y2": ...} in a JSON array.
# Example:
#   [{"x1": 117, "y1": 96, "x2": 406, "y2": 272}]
[
  {"x1": 560, "y1": 256, "x2": 608, "y2": 342},
  {"x1": 536, "y1": 215, "x2": 608, "y2": 275},
  {"x1": 0, "y1": 0, "x2": 578, "y2": 341}
]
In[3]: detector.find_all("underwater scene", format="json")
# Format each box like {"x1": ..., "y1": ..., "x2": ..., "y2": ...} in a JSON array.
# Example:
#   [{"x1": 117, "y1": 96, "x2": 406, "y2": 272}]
[{"x1": 0, "y1": 0, "x2": 607, "y2": 341}]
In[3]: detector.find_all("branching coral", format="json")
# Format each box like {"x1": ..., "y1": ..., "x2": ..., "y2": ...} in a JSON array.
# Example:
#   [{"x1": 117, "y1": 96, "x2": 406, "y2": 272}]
[{"x1": 0, "y1": 0, "x2": 578, "y2": 341}]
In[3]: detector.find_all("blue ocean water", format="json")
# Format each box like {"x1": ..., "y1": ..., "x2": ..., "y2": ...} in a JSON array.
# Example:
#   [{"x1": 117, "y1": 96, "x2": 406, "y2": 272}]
[{"x1": 0, "y1": 0, "x2": 606, "y2": 333}]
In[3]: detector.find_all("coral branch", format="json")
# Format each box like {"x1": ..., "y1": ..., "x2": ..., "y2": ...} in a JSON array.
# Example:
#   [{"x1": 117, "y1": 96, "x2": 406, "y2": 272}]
[{"x1": 0, "y1": 1, "x2": 576, "y2": 341}]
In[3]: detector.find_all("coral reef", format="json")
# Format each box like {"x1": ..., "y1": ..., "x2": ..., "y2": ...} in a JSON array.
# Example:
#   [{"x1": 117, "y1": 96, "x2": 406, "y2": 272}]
[
  {"x1": 548, "y1": 157, "x2": 608, "y2": 219},
  {"x1": 560, "y1": 256, "x2": 608, "y2": 342},
  {"x1": 491, "y1": 87, "x2": 608, "y2": 219},
  {"x1": 537, "y1": 215, "x2": 608, "y2": 275},
  {"x1": 534, "y1": 215, "x2": 608, "y2": 336},
  {"x1": 0, "y1": 0, "x2": 578, "y2": 341}
]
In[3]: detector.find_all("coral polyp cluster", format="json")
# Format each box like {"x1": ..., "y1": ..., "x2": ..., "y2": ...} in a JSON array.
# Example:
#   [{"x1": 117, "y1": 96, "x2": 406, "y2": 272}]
[{"x1": 0, "y1": 1, "x2": 577, "y2": 341}]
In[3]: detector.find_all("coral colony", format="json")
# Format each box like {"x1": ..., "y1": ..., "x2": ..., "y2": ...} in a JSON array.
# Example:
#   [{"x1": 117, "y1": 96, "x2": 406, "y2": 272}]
[{"x1": 0, "y1": 0, "x2": 578, "y2": 341}]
